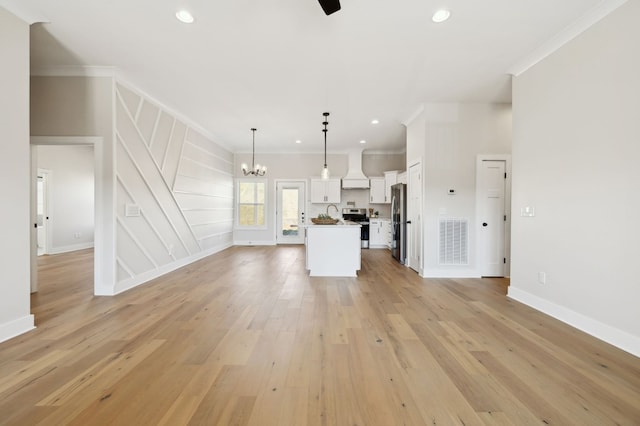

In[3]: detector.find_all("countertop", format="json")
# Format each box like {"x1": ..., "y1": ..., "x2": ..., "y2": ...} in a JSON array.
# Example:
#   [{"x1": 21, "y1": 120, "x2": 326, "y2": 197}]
[{"x1": 304, "y1": 220, "x2": 361, "y2": 228}]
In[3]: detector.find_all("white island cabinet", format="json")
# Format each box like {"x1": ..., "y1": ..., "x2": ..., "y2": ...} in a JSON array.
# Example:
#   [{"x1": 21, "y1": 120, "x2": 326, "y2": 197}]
[{"x1": 305, "y1": 223, "x2": 361, "y2": 276}]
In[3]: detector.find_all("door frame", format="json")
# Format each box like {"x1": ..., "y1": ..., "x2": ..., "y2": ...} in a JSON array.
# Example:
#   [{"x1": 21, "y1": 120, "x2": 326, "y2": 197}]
[
  {"x1": 407, "y1": 158, "x2": 423, "y2": 275},
  {"x1": 475, "y1": 154, "x2": 511, "y2": 277},
  {"x1": 30, "y1": 136, "x2": 104, "y2": 295},
  {"x1": 274, "y1": 179, "x2": 307, "y2": 244},
  {"x1": 36, "y1": 168, "x2": 52, "y2": 256}
]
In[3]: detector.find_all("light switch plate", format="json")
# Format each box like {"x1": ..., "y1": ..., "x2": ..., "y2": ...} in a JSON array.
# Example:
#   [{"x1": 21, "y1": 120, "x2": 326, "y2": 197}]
[{"x1": 521, "y1": 206, "x2": 535, "y2": 217}]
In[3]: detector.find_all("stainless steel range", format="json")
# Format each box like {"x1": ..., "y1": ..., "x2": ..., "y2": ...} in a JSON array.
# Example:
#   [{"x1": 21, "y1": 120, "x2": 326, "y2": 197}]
[{"x1": 342, "y1": 208, "x2": 369, "y2": 249}]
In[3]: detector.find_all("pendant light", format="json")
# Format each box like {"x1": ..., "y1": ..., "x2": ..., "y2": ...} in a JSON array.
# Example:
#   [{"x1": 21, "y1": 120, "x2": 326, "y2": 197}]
[
  {"x1": 241, "y1": 128, "x2": 266, "y2": 176},
  {"x1": 321, "y1": 112, "x2": 330, "y2": 179}
]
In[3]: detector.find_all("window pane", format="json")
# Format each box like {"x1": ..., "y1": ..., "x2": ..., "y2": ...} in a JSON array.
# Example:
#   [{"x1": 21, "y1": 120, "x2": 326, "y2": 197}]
[
  {"x1": 256, "y1": 205, "x2": 265, "y2": 226},
  {"x1": 239, "y1": 205, "x2": 256, "y2": 226},
  {"x1": 237, "y1": 180, "x2": 266, "y2": 228},
  {"x1": 256, "y1": 183, "x2": 265, "y2": 204},
  {"x1": 282, "y1": 188, "x2": 299, "y2": 235},
  {"x1": 239, "y1": 182, "x2": 255, "y2": 203}
]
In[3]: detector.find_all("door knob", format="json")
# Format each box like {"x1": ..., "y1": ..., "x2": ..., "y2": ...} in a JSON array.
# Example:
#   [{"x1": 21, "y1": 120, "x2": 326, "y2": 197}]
[{"x1": 482, "y1": 222, "x2": 488, "y2": 227}]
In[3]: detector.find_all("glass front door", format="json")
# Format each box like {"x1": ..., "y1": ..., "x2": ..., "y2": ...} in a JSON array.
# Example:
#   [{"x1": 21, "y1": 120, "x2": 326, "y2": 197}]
[{"x1": 276, "y1": 181, "x2": 306, "y2": 244}]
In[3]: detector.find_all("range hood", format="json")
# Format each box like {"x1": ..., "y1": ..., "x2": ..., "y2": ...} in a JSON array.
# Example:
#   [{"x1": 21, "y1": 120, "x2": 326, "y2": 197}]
[{"x1": 342, "y1": 149, "x2": 370, "y2": 189}]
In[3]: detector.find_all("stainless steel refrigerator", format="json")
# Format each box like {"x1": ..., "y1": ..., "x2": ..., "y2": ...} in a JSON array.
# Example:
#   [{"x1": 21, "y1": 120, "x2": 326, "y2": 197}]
[{"x1": 391, "y1": 183, "x2": 407, "y2": 264}]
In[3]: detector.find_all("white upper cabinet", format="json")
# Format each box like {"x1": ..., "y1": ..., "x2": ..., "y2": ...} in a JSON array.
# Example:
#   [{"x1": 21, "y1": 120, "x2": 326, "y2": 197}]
[
  {"x1": 310, "y1": 178, "x2": 341, "y2": 203},
  {"x1": 384, "y1": 171, "x2": 399, "y2": 203},
  {"x1": 369, "y1": 177, "x2": 386, "y2": 204}
]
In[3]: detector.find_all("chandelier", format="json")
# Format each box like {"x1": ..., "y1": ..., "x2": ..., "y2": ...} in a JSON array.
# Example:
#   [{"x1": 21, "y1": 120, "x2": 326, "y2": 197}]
[{"x1": 241, "y1": 128, "x2": 266, "y2": 176}]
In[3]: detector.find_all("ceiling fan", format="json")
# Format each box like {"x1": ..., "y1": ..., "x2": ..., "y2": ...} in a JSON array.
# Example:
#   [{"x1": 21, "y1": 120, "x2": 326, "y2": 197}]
[{"x1": 318, "y1": 0, "x2": 341, "y2": 15}]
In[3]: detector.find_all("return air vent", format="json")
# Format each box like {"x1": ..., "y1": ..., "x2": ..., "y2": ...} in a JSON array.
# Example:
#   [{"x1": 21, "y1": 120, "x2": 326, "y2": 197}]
[{"x1": 439, "y1": 218, "x2": 468, "y2": 265}]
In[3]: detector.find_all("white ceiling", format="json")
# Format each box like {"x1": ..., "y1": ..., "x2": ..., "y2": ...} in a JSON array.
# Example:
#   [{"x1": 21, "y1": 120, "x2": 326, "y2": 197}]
[{"x1": 1, "y1": 0, "x2": 613, "y2": 153}]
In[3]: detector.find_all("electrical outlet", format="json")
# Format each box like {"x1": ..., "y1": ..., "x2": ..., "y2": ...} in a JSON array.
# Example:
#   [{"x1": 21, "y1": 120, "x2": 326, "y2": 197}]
[
  {"x1": 74, "y1": 232, "x2": 81, "y2": 239},
  {"x1": 168, "y1": 244, "x2": 174, "y2": 255}
]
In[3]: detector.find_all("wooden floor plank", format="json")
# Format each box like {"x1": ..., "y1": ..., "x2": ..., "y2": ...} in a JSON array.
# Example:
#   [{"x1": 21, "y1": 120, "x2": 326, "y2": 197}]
[{"x1": 0, "y1": 246, "x2": 638, "y2": 425}]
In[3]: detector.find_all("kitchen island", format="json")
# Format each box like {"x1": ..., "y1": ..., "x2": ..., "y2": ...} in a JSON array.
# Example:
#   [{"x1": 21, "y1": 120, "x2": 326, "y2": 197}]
[{"x1": 305, "y1": 222, "x2": 361, "y2": 277}]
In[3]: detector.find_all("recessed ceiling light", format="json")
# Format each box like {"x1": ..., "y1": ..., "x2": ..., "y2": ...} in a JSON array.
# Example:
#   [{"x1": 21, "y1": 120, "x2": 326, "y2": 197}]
[
  {"x1": 295, "y1": 140, "x2": 302, "y2": 144},
  {"x1": 371, "y1": 119, "x2": 379, "y2": 124},
  {"x1": 360, "y1": 140, "x2": 366, "y2": 144},
  {"x1": 432, "y1": 9, "x2": 451, "y2": 23},
  {"x1": 176, "y1": 10, "x2": 194, "y2": 24}
]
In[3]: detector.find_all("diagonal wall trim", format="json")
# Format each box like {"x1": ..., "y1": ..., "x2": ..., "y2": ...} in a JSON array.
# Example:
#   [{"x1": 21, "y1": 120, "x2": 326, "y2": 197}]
[
  {"x1": 115, "y1": 79, "x2": 234, "y2": 153},
  {"x1": 117, "y1": 175, "x2": 177, "y2": 262},
  {"x1": 172, "y1": 129, "x2": 189, "y2": 191},
  {"x1": 148, "y1": 109, "x2": 161, "y2": 150},
  {"x1": 116, "y1": 257, "x2": 135, "y2": 280},
  {"x1": 161, "y1": 118, "x2": 176, "y2": 174},
  {"x1": 134, "y1": 97, "x2": 144, "y2": 123},
  {"x1": 116, "y1": 216, "x2": 159, "y2": 269},
  {"x1": 116, "y1": 86, "x2": 201, "y2": 251},
  {"x1": 113, "y1": 80, "x2": 233, "y2": 293},
  {"x1": 116, "y1": 130, "x2": 193, "y2": 256}
]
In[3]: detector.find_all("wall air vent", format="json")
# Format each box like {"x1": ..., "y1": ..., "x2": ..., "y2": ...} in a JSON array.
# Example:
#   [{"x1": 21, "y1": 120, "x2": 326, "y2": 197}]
[{"x1": 438, "y1": 218, "x2": 468, "y2": 265}]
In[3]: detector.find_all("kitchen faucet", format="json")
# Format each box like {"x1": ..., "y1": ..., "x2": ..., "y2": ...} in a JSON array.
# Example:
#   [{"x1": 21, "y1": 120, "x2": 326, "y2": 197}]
[{"x1": 326, "y1": 204, "x2": 339, "y2": 217}]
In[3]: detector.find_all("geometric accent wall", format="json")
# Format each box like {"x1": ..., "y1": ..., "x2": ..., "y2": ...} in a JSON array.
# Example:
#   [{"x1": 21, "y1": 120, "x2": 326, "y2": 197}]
[{"x1": 115, "y1": 83, "x2": 233, "y2": 288}]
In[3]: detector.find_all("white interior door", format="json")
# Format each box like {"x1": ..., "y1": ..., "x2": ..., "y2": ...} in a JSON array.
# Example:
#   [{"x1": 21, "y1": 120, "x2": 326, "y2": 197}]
[
  {"x1": 276, "y1": 181, "x2": 306, "y2": 244},
  {"x1": 478, "y1": 160, "x2": 506, "y2": 277},
  {"x1": 36, "y1": 169, "x2": 51, "y2": 256},
  {"x1": 408, "y1": 162, "x2": 422, "y2": 273}
]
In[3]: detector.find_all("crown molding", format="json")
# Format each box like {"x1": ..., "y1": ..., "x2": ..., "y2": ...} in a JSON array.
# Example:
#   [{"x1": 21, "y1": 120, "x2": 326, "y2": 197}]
[
  {"x1": 0, "y1": 2, "x2": 49, "y2": 24},
  {"x1": 508, "y1": 0, "x2": 628, "y2": 76},
  {"x1": 401, "y1": 104, "x2": 425, "y2": 127},
  {"x1": 30, "y1": 65, "x2": 118, "y2": 77}
]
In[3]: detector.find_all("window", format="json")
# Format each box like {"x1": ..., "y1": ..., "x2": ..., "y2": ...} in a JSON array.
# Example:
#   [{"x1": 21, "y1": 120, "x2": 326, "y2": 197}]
[{"x1": 236, "y1": 179, "x2": 266, "y2": 228}]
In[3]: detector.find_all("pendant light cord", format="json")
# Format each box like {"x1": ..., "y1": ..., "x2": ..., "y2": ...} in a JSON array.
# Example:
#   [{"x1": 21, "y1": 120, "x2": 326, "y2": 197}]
[
  {"x1": 323, "y1": 112, "x2": 329, "y2": 168},
  {"x1": 251, "y1": 128, "x2": 256, "y2": 170}
]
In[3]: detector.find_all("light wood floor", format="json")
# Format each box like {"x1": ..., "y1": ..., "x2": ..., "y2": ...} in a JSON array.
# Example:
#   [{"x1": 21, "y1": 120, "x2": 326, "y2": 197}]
[{"x1": 1, "y1": 247, "x2": 639, "y2": 425}]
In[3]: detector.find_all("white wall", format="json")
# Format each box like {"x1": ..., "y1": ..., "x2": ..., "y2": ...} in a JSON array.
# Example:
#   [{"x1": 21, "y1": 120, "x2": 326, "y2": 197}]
[
  {"x1": 114, "y1": 83, "x2": 233, "y2": 293},
  {"x1": 509, "y1": 0, "x2": 640, "y2": 356},
  {"x1": 232, "y1": 152, "x2": 405, "y2": 245},
  {"x1": 0, "y1": 7, "x2": 34, "y2": 342},
  {"x1": 37, "y1": 145, "x2": 95, "y2": 253},
  {"x1": 406, "y1": 103, "x2": 512, "y2": 277}
]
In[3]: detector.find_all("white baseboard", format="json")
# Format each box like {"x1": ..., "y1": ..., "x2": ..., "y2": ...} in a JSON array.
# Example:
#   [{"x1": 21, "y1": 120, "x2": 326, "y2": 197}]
[
  {"x1": 508, "y1": 287, "x2": 640, "y2": 358},
  {"x1": 0, "y1": 314, "x2": 35, "y2": 344},
  {"x1": 97, "y1": 243, "x2": 233, "y2": 296},
  {"x1": 48, "y1": 242, "x2": 94, "y2": 255},
  {"x1": 422, "y1": 268, "x2": 481, "y2": 278},
  {"x1": 233, "y1": 240, "x2": 276, "y2": 246}
]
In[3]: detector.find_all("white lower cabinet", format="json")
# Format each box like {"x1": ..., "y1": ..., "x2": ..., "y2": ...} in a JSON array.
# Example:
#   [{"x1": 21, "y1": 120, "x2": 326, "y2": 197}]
[
  {"x1": 369, "y1": 218, "x2": 390, "y2": 249},
  {"x1": 382, "y1": 219, "x2": 391, "y2": 249}
]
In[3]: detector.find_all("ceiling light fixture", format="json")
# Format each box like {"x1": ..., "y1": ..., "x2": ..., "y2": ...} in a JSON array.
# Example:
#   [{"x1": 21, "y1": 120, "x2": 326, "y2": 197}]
[
  {"x1": 371, "y1": 119, "x2": 379, "y2": 124},
  {"x1": 176, "y1": 10, "x2": 194, "y2": 24},
  {"x1": 241, "y1": 128, "x2": 266, "y2": 176},
  {"x1": 296, "y1": 140, "x2": 302, "y2": 144},
  {"x1": 360, "y1": 140, "x2": 366, "y2": 144},
  {"x1": 432, "y1": 9, "x2": 451, "y2": 23},
  {"x1": 321, "y1": 112, "x2": 330, "y2": 180}
]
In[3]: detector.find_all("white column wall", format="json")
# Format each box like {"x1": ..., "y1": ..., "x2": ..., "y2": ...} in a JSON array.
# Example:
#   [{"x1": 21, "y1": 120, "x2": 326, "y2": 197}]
[
  {"x1": 0, "y1": 7, "x2": 34, "y2": 342},
  {"x1": 30, "y1": 76, "x2": 116, "y2": 295},
  {"x1": 406, "y1": 103, "x2": 512, "y2": 277}
]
